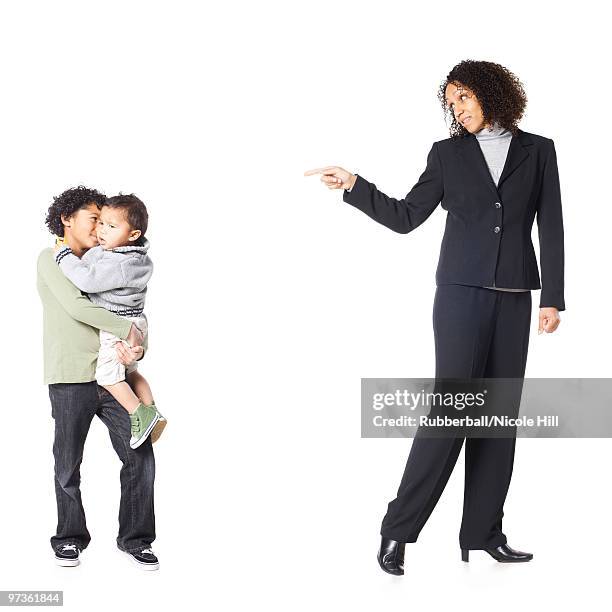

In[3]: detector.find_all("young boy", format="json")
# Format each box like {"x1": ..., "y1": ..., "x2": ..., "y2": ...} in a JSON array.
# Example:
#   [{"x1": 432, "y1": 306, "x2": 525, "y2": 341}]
[{"x1": 53, "y1": 193, "x2": 166, "y2": 449}]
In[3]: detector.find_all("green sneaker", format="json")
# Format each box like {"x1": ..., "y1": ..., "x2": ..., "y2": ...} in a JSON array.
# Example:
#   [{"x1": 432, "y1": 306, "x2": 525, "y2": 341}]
[
  {"x1": 130, "y1": 403, "x2": 161, "y2": 449},
  {"x1": 149, "y1": 403, "x2": 167, "y2": 444}
]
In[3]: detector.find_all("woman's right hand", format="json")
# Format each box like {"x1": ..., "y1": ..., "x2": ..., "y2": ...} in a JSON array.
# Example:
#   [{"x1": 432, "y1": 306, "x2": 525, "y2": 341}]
[{"x1": 304, "y1": 166, "x2": 357, "y2": 191}]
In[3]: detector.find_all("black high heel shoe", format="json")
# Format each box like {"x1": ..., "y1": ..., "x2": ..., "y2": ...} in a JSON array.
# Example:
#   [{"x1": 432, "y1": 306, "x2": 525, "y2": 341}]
[
  {"x1": 461, "y1": 543, "x2": 533, "y2": 563},
  {"x1": 377, "y1": 537, "x2": 405, "y2": 575}
]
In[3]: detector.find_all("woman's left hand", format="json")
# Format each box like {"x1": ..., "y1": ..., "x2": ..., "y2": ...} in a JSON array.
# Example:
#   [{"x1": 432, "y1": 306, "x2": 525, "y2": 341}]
[{"x1": 538, "y1": 307, "x2": 561, "y2": 334}]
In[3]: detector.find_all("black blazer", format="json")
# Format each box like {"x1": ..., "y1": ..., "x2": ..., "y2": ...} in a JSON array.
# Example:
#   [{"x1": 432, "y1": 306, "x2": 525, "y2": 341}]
[{"x1": 343, "y1": 129, "x2": 565, "y2": 311}]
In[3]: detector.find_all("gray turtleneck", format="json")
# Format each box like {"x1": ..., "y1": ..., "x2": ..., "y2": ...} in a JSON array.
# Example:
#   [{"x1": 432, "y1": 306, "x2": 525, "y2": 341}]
[{"x1": 476, "y1": 122, "x2": 529, "y2": 292}]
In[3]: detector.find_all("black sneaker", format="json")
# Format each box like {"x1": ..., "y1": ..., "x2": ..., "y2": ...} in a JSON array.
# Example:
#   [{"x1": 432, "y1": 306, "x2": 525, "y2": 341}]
[
  {"x1": 124, "y1": 547, "x2": 159, "y2": 571},
  {"x1": 54, "y1": 543, "x2": 81, "y2": 567}
]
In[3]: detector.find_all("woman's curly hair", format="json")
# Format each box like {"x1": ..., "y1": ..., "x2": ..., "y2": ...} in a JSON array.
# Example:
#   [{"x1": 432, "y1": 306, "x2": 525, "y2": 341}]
[
  {"x1": 437, "y1": 60, "x2": 527, "y2": 139},
  {"x1": 45, "y1": 186, "x2": 106, "y2": 237}
]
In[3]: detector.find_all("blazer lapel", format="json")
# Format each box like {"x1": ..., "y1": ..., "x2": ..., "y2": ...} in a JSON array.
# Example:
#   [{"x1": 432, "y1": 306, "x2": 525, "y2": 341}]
[
  {"x1": 454, "y1": 128, "x2": 533, "y2": 198},
  {"x1": 497, "y1": 130, "x2": 532, "y2": 188}
]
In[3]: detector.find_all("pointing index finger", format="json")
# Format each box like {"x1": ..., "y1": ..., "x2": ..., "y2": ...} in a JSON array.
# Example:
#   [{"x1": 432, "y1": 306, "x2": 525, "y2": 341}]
[{"x1": 304, "y1": 166, "x2": 339, "y2": 176}]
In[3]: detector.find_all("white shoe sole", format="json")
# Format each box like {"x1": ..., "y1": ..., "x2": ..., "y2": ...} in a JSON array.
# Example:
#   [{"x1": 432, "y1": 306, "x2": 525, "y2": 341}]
[
  {"x1": 55, "y1": 556, "x2": 80, "y2": 567},
  {"x1": 123, "y1": 551, "x2": 159, "y2": 571}
]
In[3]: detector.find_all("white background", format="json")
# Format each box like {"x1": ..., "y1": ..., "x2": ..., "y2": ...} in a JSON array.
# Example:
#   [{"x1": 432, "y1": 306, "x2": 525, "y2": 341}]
[{"x1": 1, "y1": 1, "x2": 610, "y2": 610}]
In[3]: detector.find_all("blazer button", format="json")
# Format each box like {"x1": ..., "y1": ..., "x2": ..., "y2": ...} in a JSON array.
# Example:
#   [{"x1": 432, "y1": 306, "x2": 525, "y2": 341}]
[
  {"x1": 494, "y1": 202, "x2": 501, "y2": 208},
  {"x1": 493, "y1": 226, "x2": 501, "y2": 233}
]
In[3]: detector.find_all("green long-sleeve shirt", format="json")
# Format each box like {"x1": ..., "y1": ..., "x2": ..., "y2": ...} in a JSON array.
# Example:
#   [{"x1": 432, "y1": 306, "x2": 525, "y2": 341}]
[{"x1": 37, "y1": 247, "x2": 147, "y2": 384}]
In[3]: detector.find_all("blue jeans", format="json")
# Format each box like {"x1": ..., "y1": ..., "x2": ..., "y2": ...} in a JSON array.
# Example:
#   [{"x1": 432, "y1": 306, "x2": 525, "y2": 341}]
[{"x1": 48, "y1": 382, "x2": 156, "y2": 553}]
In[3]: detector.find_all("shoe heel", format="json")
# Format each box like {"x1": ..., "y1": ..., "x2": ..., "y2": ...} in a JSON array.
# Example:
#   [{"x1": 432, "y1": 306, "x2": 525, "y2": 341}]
[
  {"x1": 150, "y1": 417, "x2": 167, "y2": 444},
  {"x1": 461, "y1": 549, "x2": 469, "y2": 562}
]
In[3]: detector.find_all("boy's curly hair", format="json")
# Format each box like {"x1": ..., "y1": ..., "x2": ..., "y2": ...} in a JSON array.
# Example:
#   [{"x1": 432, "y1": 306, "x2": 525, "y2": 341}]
[
  {"x1": 437, "y1": 60, "x2": 528, "y2": 139},
  {"x1": 45, "y1": 186, "x2": 106, "y2": 237}
]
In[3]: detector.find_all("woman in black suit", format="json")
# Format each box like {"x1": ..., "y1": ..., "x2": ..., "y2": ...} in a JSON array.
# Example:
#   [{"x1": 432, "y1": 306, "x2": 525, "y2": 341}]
[{"x1": 305, "y1": 60, "x2": 564, "y2": 575}]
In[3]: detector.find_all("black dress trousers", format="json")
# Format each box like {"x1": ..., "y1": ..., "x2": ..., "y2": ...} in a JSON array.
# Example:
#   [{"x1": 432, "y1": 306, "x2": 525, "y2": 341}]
[{"x1": 380, "y1": 284, "x2": 532, "y2": 549}]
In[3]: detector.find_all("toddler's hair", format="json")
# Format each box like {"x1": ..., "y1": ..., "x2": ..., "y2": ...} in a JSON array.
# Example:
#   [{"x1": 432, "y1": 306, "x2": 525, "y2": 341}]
[{"x1": 104, "y1": 193, "x2": 148, "y2": 237}]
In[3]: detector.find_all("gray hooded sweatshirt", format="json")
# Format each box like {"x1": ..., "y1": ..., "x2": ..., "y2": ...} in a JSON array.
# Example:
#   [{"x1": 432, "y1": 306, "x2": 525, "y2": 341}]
[{"x1": 55, "y1": 238, "x2": 153, "y2": 317}]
